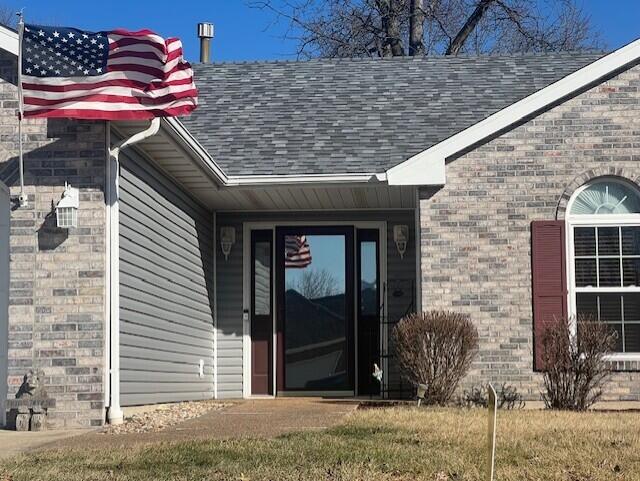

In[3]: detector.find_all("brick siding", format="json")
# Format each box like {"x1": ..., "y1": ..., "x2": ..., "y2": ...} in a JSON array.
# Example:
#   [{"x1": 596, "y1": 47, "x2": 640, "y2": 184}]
[
  {"x1": 0, "y1": 50, "x2": 107, "y2": 427},
  {"x1": 419, "y1": 61, "x2": 640, "y2": 401}
]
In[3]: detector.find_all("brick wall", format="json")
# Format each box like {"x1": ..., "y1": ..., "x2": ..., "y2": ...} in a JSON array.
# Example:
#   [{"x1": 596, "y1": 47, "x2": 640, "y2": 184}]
[
  {"x1": 419, "y1": 61, "x2": 640, "y2": 402},
  {"x1": 0, "y1": 50, "x2": 107, "y2": 427}
]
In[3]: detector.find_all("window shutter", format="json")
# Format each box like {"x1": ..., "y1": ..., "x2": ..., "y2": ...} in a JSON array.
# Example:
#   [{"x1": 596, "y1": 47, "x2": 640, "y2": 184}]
[{"x1": 531, "y1": 221, "x2": 568, "y2": 371}]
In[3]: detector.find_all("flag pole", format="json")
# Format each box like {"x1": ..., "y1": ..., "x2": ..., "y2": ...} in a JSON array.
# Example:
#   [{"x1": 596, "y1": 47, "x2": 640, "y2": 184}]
[{"x1": 16, "y1": 10, "x2": 26, "y2": 207}]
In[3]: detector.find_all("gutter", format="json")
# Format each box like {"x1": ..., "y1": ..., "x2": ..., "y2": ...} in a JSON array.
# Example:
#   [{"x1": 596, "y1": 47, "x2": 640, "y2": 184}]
[
  {"x1": 226, "y1": 172, "x2": 385, "y2": 186},
  {"x1": 106, "y1": 118, "x2": 161, "y2": 426}
]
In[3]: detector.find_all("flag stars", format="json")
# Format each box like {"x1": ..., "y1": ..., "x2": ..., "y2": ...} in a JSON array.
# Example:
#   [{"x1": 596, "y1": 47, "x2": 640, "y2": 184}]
[{"x1": 22, "y1": 25, "x2": 109, "y2": 78}]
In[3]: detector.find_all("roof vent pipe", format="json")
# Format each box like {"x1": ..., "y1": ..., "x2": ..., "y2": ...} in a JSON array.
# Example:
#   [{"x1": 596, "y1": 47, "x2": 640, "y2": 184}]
[{"x1": 198, "y1": 22, "x2": 215, "y2": 63}]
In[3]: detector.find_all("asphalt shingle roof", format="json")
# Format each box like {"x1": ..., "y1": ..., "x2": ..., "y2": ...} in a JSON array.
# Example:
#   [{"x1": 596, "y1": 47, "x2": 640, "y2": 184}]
[{"x1": 184, "y1": 52, "x2": 605, "y2": 176}]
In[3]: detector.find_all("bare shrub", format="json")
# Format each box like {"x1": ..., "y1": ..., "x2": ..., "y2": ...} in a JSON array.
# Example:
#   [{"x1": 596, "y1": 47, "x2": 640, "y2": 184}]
[
  {"x1": 541, "y1": 316, "x2": 615, "y2": 411},
  {"x1": 393, "y1": 310, "x2": 478, "y2": 405}
]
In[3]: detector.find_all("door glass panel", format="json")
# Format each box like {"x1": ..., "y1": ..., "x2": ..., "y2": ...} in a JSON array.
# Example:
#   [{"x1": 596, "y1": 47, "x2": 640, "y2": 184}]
[
  {"x1": 360, "y1": 241, "x2": 378, "y2": 317},
  {"x1": 284, "y1": 233, "x2": 349, "y2": 390},
  {"x1": 254, "y1": 241, "x2": 271, "y2": 316}
]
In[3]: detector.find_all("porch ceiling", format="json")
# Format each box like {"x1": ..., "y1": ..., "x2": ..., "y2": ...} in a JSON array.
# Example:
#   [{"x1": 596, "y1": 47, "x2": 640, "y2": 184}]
[
  {"x1": 197, "y1": 184, "x2": 417, "y2": 211},
  {"x1": 112, "y1": 121, "x2": 416, "y2": 211}
]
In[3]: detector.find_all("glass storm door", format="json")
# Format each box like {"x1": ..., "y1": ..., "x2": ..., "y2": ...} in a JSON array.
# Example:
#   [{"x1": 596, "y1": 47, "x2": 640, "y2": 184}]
[
  {"x1": 276, "y1": 226, "x2": 354, "y2": 393},
  {"x1": 357, "y1": 229, "x2": 380, "y2": 395},
  {"x1": 251, "y1": 230, "x2": 273, "y2": 395}
]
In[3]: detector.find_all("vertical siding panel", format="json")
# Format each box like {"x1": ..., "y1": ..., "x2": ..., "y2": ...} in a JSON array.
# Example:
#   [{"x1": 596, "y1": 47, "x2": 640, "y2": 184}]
[
  {"x1": 119, "y1": 148, "x2": 215, "y2": 406},
  {"x1": 215, "y1": 219, "x2": 245, "y2": 398}
]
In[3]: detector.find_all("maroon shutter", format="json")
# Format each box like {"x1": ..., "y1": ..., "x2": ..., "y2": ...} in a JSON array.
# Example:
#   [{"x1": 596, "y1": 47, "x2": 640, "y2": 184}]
[{"x1": 531, "y1": 221, "x2": 568, "y2": 371}]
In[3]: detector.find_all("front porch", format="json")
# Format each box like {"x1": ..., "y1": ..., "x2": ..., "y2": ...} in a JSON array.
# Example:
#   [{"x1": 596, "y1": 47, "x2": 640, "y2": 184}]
[
  {"x1": 215, "y1": 210, "x2": 419, "y2": 400},
  {"x1": 113, "y1": 118, "x2": 421, "y2": 403}
]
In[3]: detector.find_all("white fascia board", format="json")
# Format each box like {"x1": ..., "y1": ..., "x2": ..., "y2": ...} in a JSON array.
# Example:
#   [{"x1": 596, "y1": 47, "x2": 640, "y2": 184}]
[
  {"x1": 0, "y1": 25, "x2": 17, "y2": 56},
  {"x1": 387, "y1": 38, "x2": 640, "y2": 186},
  {"x1": 225, "y1": 172, "x2": 381, "y2": 186}
]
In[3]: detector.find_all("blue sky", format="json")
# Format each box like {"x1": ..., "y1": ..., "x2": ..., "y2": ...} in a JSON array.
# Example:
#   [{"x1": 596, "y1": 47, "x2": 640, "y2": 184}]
[{"x1": 5, "y1": 0, "x2": 639, "y2": 62}]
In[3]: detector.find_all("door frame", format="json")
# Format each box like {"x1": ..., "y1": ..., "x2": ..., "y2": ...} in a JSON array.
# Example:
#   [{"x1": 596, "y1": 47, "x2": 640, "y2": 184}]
[{"x1": 242, "y1": 220, "x2": 387, "y2": 398}]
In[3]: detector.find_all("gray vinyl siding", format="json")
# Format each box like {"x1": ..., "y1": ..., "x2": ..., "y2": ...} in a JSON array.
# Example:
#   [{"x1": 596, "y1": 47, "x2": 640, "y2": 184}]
[
  {"x1": 215, "y1": 210, "x2": 416, "y2": 398},
  {"x1": 119, "y1": 148, "x2": 215, "y2": 406},
  {"x1": 0, "y1": 183, "x2": 8, "y2": 425}
]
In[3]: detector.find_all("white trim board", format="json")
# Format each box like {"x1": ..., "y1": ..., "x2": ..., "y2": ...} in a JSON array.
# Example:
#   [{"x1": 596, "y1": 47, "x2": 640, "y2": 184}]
[
  {"x1": 386, "y1": 38, "x2": 640, "y2": 186},
  {"x1": 0, "y1": 25, "x2": 17, "y2": 56}
]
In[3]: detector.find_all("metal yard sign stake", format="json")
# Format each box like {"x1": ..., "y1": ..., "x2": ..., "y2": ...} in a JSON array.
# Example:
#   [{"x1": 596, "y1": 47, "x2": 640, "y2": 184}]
[{"x1": 487, "y1": 383, "x2": 497, "y2": 481}]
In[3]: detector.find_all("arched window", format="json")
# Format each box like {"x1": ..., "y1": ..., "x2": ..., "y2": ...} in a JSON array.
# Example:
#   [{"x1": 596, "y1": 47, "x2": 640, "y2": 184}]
[
  {"x1": 567, "y1": 178, "x2": 640, "y2": 356},
  {"x1": 570, "y1": 179, "x2": 640, "y2": 215}
]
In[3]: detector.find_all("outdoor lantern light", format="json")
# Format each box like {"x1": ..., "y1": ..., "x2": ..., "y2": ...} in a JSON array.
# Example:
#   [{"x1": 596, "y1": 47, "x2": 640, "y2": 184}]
[
  {"x1": 393, "y1": 224, "x2": 409, "y2": 259},
  {"x1": 220, "y1": 226, "x2": 236, "y2": 260},
  {"x1": 55, "y1": 182, "x2": 79, "y2": 229}
]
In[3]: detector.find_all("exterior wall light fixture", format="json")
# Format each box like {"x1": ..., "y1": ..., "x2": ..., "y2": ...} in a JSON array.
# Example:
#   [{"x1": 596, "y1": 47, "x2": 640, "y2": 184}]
[
  {"x1": 220, "y1": 226, "x2": 236, "y2": 260},
  {"x1": 393, "y1": 224, "x2": 409, "y2": 259},
  {"x1": 55, "y1": 182, "x2": 79, "y2": 229}
]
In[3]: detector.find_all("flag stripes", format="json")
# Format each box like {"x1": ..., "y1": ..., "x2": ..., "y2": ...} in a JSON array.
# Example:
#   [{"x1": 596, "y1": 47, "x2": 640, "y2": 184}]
[
  {"x1": 285, "y1": 235, "x2": 312, "y2": 268},
  {"x1": 21, "y1": 24, "x2": 197, "y2": 120}
]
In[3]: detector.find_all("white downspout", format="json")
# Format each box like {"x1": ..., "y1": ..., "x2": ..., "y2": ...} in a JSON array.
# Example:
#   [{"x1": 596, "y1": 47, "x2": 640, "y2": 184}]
[{"x1": 106, "y1": 118, "x2": 160, "y2": 425}]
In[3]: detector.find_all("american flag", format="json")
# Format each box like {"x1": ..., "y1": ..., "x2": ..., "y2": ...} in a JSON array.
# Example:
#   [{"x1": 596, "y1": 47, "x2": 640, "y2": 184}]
[
  {"x1": 285, "y1": 235, "x2": 312, "y2": 268},
  {"x1": 20, "y1": 24, "x2": 197, "y2": 120}
]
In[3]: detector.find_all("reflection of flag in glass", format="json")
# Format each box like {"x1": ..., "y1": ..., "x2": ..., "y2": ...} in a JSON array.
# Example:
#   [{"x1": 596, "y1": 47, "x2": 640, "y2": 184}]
[{"x1": 285, "y1": 235, "x2": 312, "y2": 268}]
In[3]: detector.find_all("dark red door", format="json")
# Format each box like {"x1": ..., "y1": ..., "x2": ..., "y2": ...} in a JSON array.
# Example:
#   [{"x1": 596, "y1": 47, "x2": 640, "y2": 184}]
[{"x1": 251, "y1": 230, "x2": 273, "y2": 395}]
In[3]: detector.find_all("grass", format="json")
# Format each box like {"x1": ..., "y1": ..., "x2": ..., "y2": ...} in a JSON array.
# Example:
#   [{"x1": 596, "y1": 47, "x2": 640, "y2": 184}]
[{"x1": 2, "y1": 407, "x2": 640, "y2": 480}]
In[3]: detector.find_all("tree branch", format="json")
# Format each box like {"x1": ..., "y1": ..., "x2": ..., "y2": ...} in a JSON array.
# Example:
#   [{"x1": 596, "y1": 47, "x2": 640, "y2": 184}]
[{"x1": 446, "y1": 0, "x2": 496, "y2": 55}]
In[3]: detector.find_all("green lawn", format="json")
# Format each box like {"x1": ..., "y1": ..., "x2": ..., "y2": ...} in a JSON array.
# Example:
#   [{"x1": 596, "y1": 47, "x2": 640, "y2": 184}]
[{"x1": 3, "y1": 407, "x2": 640, "y2": 480}]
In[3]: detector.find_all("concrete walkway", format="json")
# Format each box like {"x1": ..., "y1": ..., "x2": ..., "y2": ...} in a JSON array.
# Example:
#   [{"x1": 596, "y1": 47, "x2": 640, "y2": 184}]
[
  {"x1": 46, "y1": 398, "x2": 358, "y2": 451},
  {"x1": 0, "y1": 428, "x2": 88, "y2": 460}
]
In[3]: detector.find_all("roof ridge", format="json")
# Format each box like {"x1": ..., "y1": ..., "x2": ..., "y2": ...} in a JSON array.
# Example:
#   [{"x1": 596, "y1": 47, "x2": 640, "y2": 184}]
[{"x1": 195, "y1": 49, "x2": 608, "y2": 67}]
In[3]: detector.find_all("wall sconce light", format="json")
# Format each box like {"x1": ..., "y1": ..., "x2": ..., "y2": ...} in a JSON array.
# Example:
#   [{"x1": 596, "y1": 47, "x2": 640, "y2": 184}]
[
  {"x1": 55, "y1": 182, "x2": 79, "y2": 229},
  {"x1": 393, "y1": 224, "x2": 409, "y2": 259},
  {"x1": 220, "y1": 226, "x2": 236, "y2": 260}
]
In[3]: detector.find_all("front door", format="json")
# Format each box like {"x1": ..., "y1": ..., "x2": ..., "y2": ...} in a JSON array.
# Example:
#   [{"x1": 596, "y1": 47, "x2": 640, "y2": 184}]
[{"x1": 276, "y1": 226, "x2": 355, "y2": 394}]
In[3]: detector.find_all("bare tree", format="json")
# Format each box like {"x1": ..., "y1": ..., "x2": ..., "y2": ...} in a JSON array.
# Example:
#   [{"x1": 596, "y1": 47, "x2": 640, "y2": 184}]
[
  {"x1": 0, "y1": 6, "x2": 17, "y2": 29},
  {"x1": 287, "y1": 268, "x2": 340, "y2": 299},
  {"x1": 249, "y1": 0, "x2": 600, "y2": 58}
]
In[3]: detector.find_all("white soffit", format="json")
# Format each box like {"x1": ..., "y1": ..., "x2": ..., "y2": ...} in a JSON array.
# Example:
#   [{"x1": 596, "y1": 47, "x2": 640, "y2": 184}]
[{"x1": 386, "y1": 38, "x2": 640, "y2": 186}]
